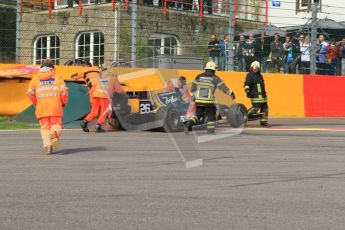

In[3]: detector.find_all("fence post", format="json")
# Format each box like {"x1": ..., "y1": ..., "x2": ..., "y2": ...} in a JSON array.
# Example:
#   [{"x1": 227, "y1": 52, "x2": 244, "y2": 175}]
[
  {"x1": 131, "y1": 0, "x2": 137, "y2": 67},
  {"x1": 227, "y1": 0, "x2": 235, "y2": 71},
  {"x1": 199, "y1": 0, "x2": 203, "y2": 23},
  {"x1": 310, "y1": 3, "x2": 318, "y2": 75},
  {"x1": 16, "y1": 0, "x2": 21, "y2": 64}
]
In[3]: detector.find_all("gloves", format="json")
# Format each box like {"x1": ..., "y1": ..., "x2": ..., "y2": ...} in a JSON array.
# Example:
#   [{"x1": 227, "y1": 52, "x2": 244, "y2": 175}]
[
  {"x1": 244, "y1": 87, "x2": 250, "y2": 98},
  {"x1": 231, "y1": 92, "x2": 236, "y2": 100},
  {"x1": 71, "y1": 73, "x2": 78, "y2": 79}
]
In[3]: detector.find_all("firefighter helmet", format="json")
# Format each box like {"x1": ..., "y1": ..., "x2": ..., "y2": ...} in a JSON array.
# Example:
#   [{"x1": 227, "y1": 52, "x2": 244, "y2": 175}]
[
  {"x1": 250, "y1": 61, "x2": 261, "y2": 69},
  {"x1": 205, "y1": 61, "x2": 217, "y2": 71}
]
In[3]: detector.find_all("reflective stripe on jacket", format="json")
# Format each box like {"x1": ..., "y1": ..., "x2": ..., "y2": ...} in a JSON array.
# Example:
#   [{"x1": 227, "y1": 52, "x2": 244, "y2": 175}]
[
  {"x1": 27, "y1": 68, "x2": 68, "y2": 118},
  {"x1": 244, "y1": 71, "x2": 267, "y2": 104},
  {"x1": 190, "y1": 70, "x2": 232, "y2": 104}
]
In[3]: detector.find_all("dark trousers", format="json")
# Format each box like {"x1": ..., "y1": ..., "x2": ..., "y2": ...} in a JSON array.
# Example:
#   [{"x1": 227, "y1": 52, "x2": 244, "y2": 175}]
[
  {"x1": 188, "y1": 103, "x2": 216, "y2": 132},
  {"x1": 248, "y1": 102, "x2": 268, "y2": 123},
  {"x1": 284, "y1": 61, "x2": 296, "y2": 74},
  {"x1": 299, "y1": 61, "x2": 310, "y2": 74},
  {"x1": 328, "y1": 59, "x2": 337, "y2": 76},
  {"x1": 317, "y1": 63, "x2": 328, "y2": 75},
  {"x1": 268, "y1": 58, "x2": 282, "y2": 73},
  {"x1": 245, "y1": 57, "x2": 255, "y2": 72}
]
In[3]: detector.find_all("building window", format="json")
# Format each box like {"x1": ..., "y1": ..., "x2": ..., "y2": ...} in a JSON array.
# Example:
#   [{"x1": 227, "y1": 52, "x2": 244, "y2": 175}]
[
  {"x1": 54, "y1": 0, "x2": 103, "y2": 9},
  {"x1": 148, "y1": 33, "x2": 180, "y2": 57},
  {"x1": 76, "y1": 32, "x2": 104, "y2": 66},
  {"x1": 33, "y1": 35, "x2": 60, "y2": 65},
  {"x1": 297, "y1": 0, "x2": 321, "y2": 12},
  {"x1": 301, "y1": 0, "x2": 308, "y2": 7}
]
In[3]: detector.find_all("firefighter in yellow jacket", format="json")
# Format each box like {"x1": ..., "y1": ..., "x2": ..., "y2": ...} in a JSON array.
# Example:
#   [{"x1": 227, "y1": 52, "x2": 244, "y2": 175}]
[
  {"x1": 185, "y1": 61, "x2": 235, "y2": 134},
  {"x1": 27, "y1": 59, "x2": 69, "y2": 154}
]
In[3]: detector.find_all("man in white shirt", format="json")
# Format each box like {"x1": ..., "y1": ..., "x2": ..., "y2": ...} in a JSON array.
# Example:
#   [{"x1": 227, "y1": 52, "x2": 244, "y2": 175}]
[{"x1": 299, "y1": 35, "x2": 311, "y2": 74}]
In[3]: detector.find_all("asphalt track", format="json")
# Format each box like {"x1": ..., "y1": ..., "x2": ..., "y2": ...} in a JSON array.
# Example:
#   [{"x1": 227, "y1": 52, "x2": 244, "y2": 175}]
[{"x1": 1, "y1": 118, "x2": 345, "y2": 230}]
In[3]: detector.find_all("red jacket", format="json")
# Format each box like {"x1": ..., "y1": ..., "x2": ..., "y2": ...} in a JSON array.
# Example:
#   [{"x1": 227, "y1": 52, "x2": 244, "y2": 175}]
[{"x1": 326, "y1": 44, "x2": 338, "y2": 61}]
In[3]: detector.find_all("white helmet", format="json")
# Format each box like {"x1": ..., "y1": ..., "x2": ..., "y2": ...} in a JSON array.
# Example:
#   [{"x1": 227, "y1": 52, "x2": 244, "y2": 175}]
[
  {"x1": 205, "y1": 61, "x2": 217, "y2": 71},
  {"x1": 250, "y1": 61, "x2": 261, "y2": 69}
]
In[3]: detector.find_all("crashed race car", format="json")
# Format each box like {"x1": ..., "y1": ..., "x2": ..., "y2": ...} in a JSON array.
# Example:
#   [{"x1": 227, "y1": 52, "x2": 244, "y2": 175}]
[{"x1": 109, "y1": 83, "x2": 249, "y2": 132}]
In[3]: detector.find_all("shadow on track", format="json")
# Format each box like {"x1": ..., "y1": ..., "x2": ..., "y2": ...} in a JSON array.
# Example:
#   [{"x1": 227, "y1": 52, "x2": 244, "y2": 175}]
[{"x1": 55, "y1": 146, "x2": 107, "y2": 155}]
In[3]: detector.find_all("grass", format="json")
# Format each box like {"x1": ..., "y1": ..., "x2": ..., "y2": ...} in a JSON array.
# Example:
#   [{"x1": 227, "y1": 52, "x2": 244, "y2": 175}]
[{"x1": 0, "y1": 116, "x2": 39, "y2": 130}]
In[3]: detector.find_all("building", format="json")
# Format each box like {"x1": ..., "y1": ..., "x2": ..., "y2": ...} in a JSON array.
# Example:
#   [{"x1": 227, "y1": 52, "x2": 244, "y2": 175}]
[
  {"x1": 17, "y1": 0, "x2": 262, "y2": 66},
  {"x1": 0, "y1": 1, "x2": 16, "y2": 63},
  {"x1": 267, "y1": 0, "x2": 344, "y2": 27}
]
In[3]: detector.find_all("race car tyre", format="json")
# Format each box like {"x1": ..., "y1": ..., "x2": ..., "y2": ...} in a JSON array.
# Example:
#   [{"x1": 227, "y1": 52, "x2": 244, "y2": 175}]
[
  {"x1": 218, "y1": 104, "x2": 229, "y2": 119},
  {"x1": 108, "y1": 116, "x2": 123, "y2": 130},
  {"x1": 227, "y1": 103, "x2": 248, "y2": 128},
  {"x1": 158, "y1": 106, "x2": 182, "y2": 132}
]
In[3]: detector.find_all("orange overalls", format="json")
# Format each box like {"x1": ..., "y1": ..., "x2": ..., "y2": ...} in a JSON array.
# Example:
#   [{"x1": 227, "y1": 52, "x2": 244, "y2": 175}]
[
  {"x1": 27, "y1": 67, "x2": 68, "y2": 152},
  {"x1": 75, "y1": 68, "x2": 113, "y2": 126}
]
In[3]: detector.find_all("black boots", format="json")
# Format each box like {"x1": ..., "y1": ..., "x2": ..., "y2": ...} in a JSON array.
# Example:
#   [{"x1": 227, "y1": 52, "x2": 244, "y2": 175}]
[
  {"x1": 81, "y1": 120, "x2": 89, "y2": 132},
  {"x1": 96, "y1": 124, "x2": 105, "y2": 133},
  {"x1": 260, "y1": 121, "x2": 271, "y2": 127},
  {"x1": 184, "y1": 121, "x2": 192, "y2": 135},
  {"x1": 81, "y1": 121, "x2": 105, "y2": 133}
]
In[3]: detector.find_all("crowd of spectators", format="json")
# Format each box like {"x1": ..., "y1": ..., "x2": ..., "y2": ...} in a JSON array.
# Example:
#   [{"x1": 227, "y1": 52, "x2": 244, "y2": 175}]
[
  {"x1": 66, "y1": 0, "x2": 216, "y2": 14},
  {"x1": 207, "y1": 34, "x2": 229, "y2": 71},
  {"x1": 228, "y1": 32, "x2": 345, "y2": 75}
]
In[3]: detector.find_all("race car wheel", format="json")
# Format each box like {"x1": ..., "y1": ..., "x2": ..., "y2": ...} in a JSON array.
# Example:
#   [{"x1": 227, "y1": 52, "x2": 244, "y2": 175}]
[
  {"x1": 158, "y1": 106, "x2": 182, "y2": 132},
  {"x1": 227, "y1": 103, "x2": 248, "y2": 128},
  {"x1": 108, "y1": 116, "x2": 123, "y2": 130}
]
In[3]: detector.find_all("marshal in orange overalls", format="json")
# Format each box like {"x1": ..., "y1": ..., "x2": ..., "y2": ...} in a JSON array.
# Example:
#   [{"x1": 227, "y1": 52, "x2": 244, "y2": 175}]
[
  {"x1": 74, "y1": 67, "x2": 125, "y2": 133},
  {"x1": 27, "y1": 65, "x2": 68, "y2": 154}
]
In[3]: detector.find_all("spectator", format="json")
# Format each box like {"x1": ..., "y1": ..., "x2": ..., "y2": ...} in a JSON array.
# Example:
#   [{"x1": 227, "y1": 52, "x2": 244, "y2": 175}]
[
  {"x1": 184, "y1": 0, "x2": 191, "y2": 9},
  {"x1": 269, "y1": 33, "x2": 284, "y2": 73},
  {"x1": 340, "y1": 38, "x2": 345, "y2": 76},
  {"x1": 243, "y1": 33, "x2": 256, "y2": 72},
  {"x1": 256, "y1": 33, "x2": 270, "y2": 73},
  {"x1": 190, "y1": 0, "x2": 198, "y2": 12},
  {"x1": 298, "y1": 33, "x2": 305, "y2": 47},
  {"x1": 296, "y1": 33, "x2": 305, "y2": 73},
  {"x1": 326, "y1": 39, "x2": 338, "y2": 76},
  {"x1": 316, "y1": 34, "x2": 328, "y2": 75},
  {"x1": 236, "y1": 34, "x2": 246, "y2": 72},
  {"x1": 153, "y1": 0, "x2": 160, "y2": 7},
  {"x1": 208, "y1": 34, "x2": 221, "y2": 67},
  {"x1": 219, "y1": 35, "x2": 229, "y2": 71},
  {"x1": 206, "y1": 0, "x2": 212, "y2": 14},
  {"x1": 175, "y1": 0, "x2": 184, "y2": 10},
  {"x1": 335, "y1": 40, "x2": 342, "y2": 76},
  {"x1": 299, "y1": 35, "x2": 311, "y2": 74},
  {"x1": 67, "y1": 0, "x2": 79, "y2": 7},
  {"x1": 283, "y1": 35, "x2": 299, "y2": 74}
]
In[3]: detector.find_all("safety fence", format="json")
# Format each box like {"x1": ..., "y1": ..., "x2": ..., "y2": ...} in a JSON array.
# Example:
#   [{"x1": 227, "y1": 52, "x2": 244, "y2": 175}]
[
  {"x1": 19, "y1": 0, "x2": 268, "y2": 23},
  {"x1": 1, "y1": 64, "x2": 345, "y2": 119},
  {"x1": 1, "y1": 1, "x2": 345, "y2": 75}
]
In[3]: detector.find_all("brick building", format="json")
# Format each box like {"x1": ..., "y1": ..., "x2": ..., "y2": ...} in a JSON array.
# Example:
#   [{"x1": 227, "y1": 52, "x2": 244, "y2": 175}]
[{"x1": 18, "y1": 2, "x2": 260, "y2": 66}]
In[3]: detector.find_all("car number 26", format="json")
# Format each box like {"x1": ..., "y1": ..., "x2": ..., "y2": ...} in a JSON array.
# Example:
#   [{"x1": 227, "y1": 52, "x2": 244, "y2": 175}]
[{"x1": 140, "y1": 103, "x2": 151, "y2": 114}]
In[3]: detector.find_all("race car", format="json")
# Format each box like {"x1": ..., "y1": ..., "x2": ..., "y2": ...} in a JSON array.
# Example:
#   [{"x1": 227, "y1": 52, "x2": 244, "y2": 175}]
[{"x1": 109, "y1": 83, "x2": 249, "y2": 132}]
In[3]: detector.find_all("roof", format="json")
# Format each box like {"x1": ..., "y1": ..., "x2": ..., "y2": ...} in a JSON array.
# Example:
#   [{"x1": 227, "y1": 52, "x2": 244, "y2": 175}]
[
  {"x1": 243, "y1": 24, "x2": 287, "y2": 37},
  {"x1": 287, "y1": 18, "x2": 345, "y2": 31}
]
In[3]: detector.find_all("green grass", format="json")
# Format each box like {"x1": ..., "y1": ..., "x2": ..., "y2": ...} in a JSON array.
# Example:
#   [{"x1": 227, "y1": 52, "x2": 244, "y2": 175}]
[{"x1": 0, "y1": 116, "x2": 39, "y2": 130}]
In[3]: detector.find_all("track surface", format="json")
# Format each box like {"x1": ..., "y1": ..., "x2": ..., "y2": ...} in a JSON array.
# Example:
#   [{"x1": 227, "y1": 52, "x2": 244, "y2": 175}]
[{"x1": 1, "y1": 118, "x2": 345, "y2": 230}]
